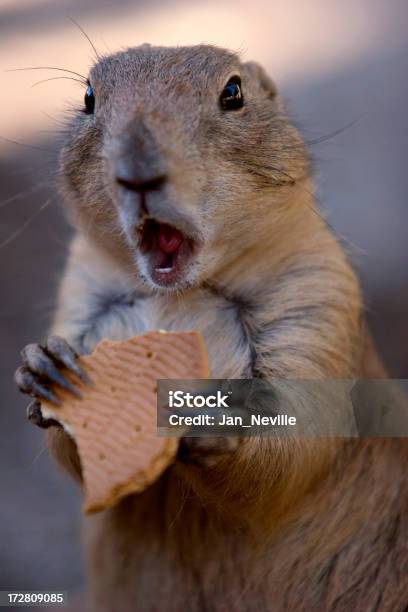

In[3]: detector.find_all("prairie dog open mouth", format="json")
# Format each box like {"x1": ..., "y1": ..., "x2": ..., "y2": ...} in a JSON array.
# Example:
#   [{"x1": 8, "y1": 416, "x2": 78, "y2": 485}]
[{"x1": 137, "y1": 219, "x2": 196, "y2": 287}]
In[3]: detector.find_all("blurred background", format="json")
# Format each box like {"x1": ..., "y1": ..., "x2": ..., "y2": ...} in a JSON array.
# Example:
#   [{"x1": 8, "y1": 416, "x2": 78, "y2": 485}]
[{"x1": 0, "y1": 0, "x2": 407, "y2": 605}]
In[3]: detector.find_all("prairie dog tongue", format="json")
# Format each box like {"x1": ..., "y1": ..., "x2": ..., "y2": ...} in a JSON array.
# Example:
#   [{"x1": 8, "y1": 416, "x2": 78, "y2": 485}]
[{"x1": 157, "y1": 224, "x2": 184, "y2": 254}]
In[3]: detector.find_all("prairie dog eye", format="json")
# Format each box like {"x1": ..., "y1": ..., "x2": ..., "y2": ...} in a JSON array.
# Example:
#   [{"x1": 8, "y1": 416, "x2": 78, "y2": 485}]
[
  {"x1": 84, "y1": 82, "x2": 95, "y2": 114},
  {"x1": 220, "y1": 76, "x2": 243, "y2": 111}
]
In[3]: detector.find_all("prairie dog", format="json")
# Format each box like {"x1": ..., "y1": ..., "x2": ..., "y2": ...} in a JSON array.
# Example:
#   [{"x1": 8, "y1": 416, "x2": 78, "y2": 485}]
[{"x1": 15, "y1": 45, "x2": 407, "y2": 611}]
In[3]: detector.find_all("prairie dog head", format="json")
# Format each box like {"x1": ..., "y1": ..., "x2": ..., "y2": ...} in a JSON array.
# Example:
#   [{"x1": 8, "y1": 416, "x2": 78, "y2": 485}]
[{"x1": 60, "y1": 44, "x2": 309, "y2": 291}]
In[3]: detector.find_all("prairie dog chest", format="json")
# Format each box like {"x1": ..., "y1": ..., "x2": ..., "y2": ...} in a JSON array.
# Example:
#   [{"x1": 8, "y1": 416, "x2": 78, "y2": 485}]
[
  {"x1": 149, "y1": 289, "x2": 252, "y2": 378},
  {"x1": 74, "y1": 283, "x2": 252, "y2": 379}
]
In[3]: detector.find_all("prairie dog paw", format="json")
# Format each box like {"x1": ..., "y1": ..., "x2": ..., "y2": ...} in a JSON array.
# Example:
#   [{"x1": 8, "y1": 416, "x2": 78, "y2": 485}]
[
  {"x1": 177, "y1": 436, "x2": 242, "y2": 468},
  {"x1": 14, "y1": 336, "x2": 89, "y2": 428}
]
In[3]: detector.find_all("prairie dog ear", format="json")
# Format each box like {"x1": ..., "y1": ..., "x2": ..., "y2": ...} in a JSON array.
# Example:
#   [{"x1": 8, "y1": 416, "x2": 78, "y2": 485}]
[{"x1": 243, "y1": 61, "x2": 277, "y2": 99}]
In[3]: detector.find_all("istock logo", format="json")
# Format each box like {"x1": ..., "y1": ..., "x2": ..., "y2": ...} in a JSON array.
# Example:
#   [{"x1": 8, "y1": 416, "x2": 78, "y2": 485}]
[{"x1": 168, "y1": 390, "x2": 231, "y2": 409}]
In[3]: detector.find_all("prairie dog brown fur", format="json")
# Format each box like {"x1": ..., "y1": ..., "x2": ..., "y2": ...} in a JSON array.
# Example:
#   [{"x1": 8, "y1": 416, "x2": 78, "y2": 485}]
[{"x1": 15, "y1": 45, "x2": 407, "y2": 611}]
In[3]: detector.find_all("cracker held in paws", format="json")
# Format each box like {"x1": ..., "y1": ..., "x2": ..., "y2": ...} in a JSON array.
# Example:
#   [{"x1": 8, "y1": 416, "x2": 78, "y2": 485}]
[{"x1": 40, "y1": 330, "x2": 209, "y2": 514}]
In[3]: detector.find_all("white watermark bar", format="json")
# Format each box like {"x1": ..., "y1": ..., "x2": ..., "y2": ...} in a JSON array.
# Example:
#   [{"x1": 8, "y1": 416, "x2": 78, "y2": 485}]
[
  {"x1": 157, "y1": 379, "x2": 408, "y2": 437},
  {"x1": 0, "y1": 592, "x2": 67, "y2": 607}
]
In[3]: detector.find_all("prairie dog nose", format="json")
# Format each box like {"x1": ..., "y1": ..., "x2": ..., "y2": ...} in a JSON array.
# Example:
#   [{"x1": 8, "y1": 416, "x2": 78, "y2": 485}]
[
  {"x1": 112, "y1": 120, "x2": 167, "y2": 194},
  {"x1": 116, "y1": 172, "x2": 167, "y2": 193}
]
